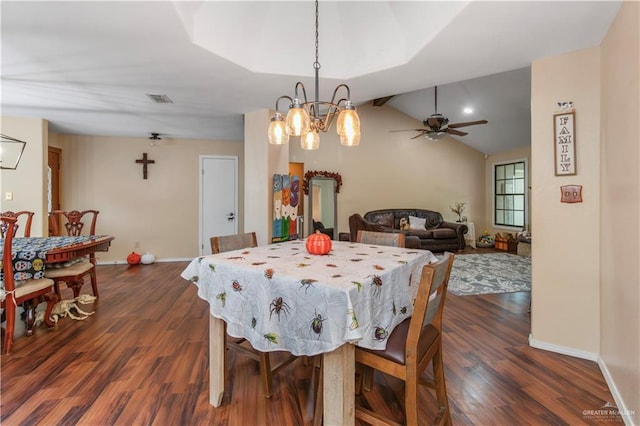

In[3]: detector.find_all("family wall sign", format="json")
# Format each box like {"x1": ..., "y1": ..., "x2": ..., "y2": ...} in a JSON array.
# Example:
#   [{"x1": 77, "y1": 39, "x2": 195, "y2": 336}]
[{"x1": 553, "y1": 111, "x2": 576, "y2": 176}]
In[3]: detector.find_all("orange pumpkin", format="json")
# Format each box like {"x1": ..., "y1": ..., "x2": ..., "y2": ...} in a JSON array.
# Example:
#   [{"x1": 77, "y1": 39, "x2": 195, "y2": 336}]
[
  {"x1": 127, "y1": 251, "x2": 141, "y2": 265},
  {"x1": 306, "y1": 230, "x2": 332, "y2": 255}
]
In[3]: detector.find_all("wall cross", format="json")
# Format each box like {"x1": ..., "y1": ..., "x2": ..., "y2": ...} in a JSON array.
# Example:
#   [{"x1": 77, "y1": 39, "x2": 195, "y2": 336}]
[{"x1": 135, "y1": 153, "x2": 155, "y2": 179}]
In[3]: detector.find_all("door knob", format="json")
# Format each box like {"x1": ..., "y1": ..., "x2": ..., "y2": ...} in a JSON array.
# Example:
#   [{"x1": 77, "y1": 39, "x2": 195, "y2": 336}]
[{"x1": 226, "y1": 212, "x2": 235, "y2": 222}]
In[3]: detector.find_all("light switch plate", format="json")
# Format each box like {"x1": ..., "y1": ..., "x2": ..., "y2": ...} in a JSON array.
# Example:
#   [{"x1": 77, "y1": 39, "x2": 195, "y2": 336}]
[{"x1": 5, "y1": 192, "x2": 13, "y2": 200}]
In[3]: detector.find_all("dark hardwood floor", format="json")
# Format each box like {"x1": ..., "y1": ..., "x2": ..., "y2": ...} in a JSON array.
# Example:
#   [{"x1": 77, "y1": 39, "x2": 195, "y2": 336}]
[{"x1": 1, "y1": 258, "x2": 622, "y2": 425}]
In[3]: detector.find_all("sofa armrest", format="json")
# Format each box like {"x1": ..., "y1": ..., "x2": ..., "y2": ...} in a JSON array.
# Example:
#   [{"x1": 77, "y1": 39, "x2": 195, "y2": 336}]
[
  {"x1": 348, "y1": 213, "x2": 393, "y2": 242},
  {"x1": 439, "y1": 221, "x2": 468, "y2": 250}
]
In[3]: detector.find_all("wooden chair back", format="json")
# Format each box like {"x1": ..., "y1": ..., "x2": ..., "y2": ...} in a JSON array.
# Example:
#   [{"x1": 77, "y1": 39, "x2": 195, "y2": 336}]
[
  {"x1": 1, "y1": 216, "x2": 57, "y2": 354},
  {"x1": 0, "y1": 210, "x2": 34, "y2": 237},
  {"x1": 408, "y1": 251, "x2": 454, "y2": 357},
  {"x1": 356, "y1": 230, "x2": 405, "y2": 248},
  {"x1": 49, "y1": 210, "x2": 99, "y2": 237},
  {"x1": 210, "y1": 232, "x2": 258, "y2": 254}
]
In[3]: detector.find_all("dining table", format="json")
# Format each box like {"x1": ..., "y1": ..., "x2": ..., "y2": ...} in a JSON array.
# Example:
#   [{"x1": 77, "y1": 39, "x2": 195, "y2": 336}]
[
  {"x1": 1, "y1": 235, "x2": 114, "y2": 281},
  {"x1": 181, "y1": 239, "x2": 438, "y2": 424},
  {"x1": 1, "y1": 235, "x2": 114, "y2": 332}
]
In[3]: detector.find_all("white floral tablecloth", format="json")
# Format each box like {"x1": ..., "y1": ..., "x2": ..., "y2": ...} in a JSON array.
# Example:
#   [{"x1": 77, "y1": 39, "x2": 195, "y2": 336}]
[{"x1": 182, "y1": 240, "x2": 437, "y2": 356}]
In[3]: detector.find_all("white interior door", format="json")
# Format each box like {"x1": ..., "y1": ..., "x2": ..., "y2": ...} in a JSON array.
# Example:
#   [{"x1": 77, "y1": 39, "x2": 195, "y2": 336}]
[{"x1": 200, "y1": 155, "x2": 238, "y2": 255}]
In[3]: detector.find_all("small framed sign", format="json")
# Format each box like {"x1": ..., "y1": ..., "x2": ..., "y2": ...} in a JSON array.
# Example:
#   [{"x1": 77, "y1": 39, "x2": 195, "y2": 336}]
[{"x1": 553, "y1": 111, "x2": 576, "y2": 176}]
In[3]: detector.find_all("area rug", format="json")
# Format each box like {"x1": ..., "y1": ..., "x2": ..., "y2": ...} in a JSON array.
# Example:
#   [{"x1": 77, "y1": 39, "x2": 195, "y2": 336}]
[{"x1": 448, "y1": 253, "x2": 531, "y2": 296}]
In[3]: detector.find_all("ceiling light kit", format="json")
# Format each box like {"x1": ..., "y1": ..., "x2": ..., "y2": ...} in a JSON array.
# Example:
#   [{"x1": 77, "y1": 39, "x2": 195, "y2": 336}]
[
  {"x1": 149, "y1": 132, "x2": 162, "y2": 146},
  {"x1": 391, "y1": 86, "x2": 488, "y2": 141},
  {"x1": 267, "y1": 0, "x2": 361, "y2": 150}
]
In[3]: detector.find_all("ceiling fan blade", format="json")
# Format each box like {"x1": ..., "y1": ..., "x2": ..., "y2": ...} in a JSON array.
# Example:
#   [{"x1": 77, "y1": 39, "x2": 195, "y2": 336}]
[
  {"x1": 410, "y1": 132, "x2": 426, "y2": 140},
  {"x1": 389, "y1": 129, "x2": 425, "y2": 133},
  {"x1": 448, "y1": 119, "x2": 488, "y2": 129},
  {"x1": 448, "y1": 129, "x2": 468, "y2": 137}
]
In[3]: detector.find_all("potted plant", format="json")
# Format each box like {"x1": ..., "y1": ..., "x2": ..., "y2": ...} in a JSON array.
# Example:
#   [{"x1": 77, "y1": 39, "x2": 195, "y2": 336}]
[{"x1": 449, "y1": 202, "x2": 466, "y2": 223}]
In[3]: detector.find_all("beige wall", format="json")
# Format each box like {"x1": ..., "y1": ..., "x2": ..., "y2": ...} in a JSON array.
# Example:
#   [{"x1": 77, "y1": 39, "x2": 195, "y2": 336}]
[
  {"x1": 531, "y1": 47, "x2": 601, "y2": 353},
  {"x1": 600, "y1": 1, "x2": 639, "y2": 422},
  {"x1": 484, "y1": 145, "x2": 532, "y2": 236},
  {"x1": 0, "y1": 116, "x2": 49, "y2": 235},
  {"x1": 289, "y1": 103, "x2": 487, "y2": 237},
  {"x1": 530, "y1": 2, "x2": 639, "y2": 420},
  {"x1": 244, "y1": 109, "x2": 289, "y2": 245},
  {"x1": 56, "y1": 134, "x2": 244, "y2": 263}
]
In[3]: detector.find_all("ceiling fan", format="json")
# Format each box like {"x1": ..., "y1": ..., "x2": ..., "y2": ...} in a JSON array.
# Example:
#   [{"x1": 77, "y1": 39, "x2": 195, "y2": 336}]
[{"x1": 391, "y1": 86, "x2": 488, "y2": 140}]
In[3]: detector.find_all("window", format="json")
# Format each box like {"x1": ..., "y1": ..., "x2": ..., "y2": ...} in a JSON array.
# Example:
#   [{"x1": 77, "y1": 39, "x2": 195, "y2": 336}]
[{"x1": 494, "y1": 160, "x2": 527, "y2": 228}]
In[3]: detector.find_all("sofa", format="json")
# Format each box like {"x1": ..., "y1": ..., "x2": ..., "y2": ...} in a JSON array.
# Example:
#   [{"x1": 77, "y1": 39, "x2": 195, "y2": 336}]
[{"x1": 349, "y1": 209, "x2": 468, "y2": 252}]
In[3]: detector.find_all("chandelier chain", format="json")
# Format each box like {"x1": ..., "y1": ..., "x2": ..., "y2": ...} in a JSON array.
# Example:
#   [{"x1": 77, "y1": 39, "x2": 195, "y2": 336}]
[{"x1": 314, "y1": 0, "x2": 320, "y2": 70}]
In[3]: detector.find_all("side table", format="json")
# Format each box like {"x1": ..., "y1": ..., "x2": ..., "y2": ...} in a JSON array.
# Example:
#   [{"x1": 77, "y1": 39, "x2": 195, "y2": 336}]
[{"x1": 464, "y1": 222, "x2": 476, "y2": 249}]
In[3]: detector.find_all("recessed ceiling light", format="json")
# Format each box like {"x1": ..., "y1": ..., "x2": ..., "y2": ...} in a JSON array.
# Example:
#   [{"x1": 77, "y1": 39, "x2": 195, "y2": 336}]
[{"x1": 463, "y1": 107, "x2": 473, "y2": 114}]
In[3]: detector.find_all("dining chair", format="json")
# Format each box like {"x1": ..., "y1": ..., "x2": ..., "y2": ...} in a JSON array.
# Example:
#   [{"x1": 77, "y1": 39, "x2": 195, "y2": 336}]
[
  {"x1": 210, "y1": 231, "x2": 298, "y2": 398},
  {"x1": 210, "y1": 232, "x2": 257, "y2": 255},
  {"x1": 45, "y1": 209, "x2": 101, "y2": 298},
  {"x1": 356, "y1": 230, "x2": 406, "y2": 248},
  {"x1": 354, "y1": 252, "x2": 455, "y2": 426},
  {"x1": 1, "y1": 216, "x2": 58, "y2": 355},
  {"x1": 0, "y1": 210, "x2": 34, "y2": 237}
]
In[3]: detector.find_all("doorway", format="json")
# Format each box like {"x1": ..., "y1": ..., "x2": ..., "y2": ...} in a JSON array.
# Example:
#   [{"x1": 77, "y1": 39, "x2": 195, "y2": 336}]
[
  {"x1": 200, "y1": 155, "x2": 238, "y2": 255},
  {"x1": 47, "y1": 146, "x2": 62, "y2": 235}
]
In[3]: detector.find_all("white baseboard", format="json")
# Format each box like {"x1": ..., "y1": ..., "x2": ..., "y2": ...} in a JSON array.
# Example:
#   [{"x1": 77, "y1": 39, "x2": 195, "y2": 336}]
[
  {"x1": 598, "y1": 358, "x2": 636, "y2": 426},
  {"x1": 528, "y1": 333, "x2": 598, "y2": 361},
  {"x1": 97, "y1": 257, "x2": 193, "y2": 265},
  {"x1": 529, "y1": 334, "x2": 636, "y2": 425}
]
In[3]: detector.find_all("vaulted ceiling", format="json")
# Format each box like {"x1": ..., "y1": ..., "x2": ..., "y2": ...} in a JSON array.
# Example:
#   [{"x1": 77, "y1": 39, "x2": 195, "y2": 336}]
[{"x1": 1, "y1": 1, "x2": 621, "y2": 154}]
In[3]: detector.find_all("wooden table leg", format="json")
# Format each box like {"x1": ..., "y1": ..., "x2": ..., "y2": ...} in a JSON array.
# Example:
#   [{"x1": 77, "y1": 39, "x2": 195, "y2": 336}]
[
  {"x1": 209, "y1": 314, "x2": 225, "y2": 407},
  {"x1": 323, "y1": 344, "x2": 355, "y2": 425}
]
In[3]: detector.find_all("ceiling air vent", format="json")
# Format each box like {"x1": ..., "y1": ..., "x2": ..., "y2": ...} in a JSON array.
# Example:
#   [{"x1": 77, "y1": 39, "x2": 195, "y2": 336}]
[{"x1": 146, "y1": 93, "x2": 173, "y2": 104}]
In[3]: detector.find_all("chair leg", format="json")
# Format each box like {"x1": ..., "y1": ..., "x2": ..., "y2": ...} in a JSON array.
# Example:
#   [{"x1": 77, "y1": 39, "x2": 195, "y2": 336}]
[
  {"x1": 259, "y1": 352, "x2": 273, "y2": 398},
  {"x1": 90, "y1": 267, "x2": 99, "y2": 298},
  {"x1": 22, "y1": 300, "x2": 39, "y2": 336},
  {"x1": 405, "y1": 373, "x2": 419, "y2": 426},
  {"x1": 2, "y1": 300, "x2": 16, "y2": 355},
  {"x1": 69, "y1": 278, "x2": 83, "y2": 298},
  {"x1": 363, "y1": 365, "x2": 374, "y2": 392},
  {"x1": 43, "y1": 292, "x2": 60, "y2": 328},
  {"x1": 432, "y1": 347, "x2": 451, "y2": 426},
  {"x1": 53, "y1": 281, "x2": 62, "y2": 298},
  {"x1": 313, "y1": 359, "x2": 324, "y2": 426}
]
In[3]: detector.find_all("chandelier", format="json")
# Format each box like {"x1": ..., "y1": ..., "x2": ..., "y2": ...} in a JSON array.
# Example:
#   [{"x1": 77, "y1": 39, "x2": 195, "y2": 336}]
[
  {"x1": 268, "y1": 0, "x2": 361, "y2": 150},
  {"x1": 0, "y1": 134, "x2": 27, "y2": 170}
]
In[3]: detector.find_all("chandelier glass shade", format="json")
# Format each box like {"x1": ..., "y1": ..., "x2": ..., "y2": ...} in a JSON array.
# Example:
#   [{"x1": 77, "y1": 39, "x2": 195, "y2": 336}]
[
  {"x1": 268, "y1": 0, "x2": 361, "y2": 150},
  {"x1": 268, "y1": 112, "x2": 289, "y2": 145},
  {"x1": 301, "y1": 129, "x2": 320, "y2": 150},
  {"x1": 0, "y1": 134, "x2": 27, "y2": 170}
]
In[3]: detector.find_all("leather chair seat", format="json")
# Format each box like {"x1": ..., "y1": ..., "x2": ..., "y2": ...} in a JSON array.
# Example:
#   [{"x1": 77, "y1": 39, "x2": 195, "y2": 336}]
[{"x1": 358, "y1": 318, "x2": 439, "y2": 365}]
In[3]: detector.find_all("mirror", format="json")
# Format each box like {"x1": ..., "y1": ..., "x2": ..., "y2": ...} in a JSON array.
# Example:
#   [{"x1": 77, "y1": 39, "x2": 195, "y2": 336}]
[{"x1": 303, "y1": 171, "x2": 342, "y2": 240}]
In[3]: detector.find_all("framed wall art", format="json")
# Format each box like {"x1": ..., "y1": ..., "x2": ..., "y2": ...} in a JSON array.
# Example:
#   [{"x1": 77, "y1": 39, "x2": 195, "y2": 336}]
[{"x1": 553, "y1": 111, "x2": 576, "y2": 176}]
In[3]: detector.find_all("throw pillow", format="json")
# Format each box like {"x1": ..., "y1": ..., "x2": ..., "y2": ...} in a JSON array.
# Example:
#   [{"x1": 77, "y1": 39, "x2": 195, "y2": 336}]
[{"x1": 409, "y1": 215, "x2": 426, "y2": 230}]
